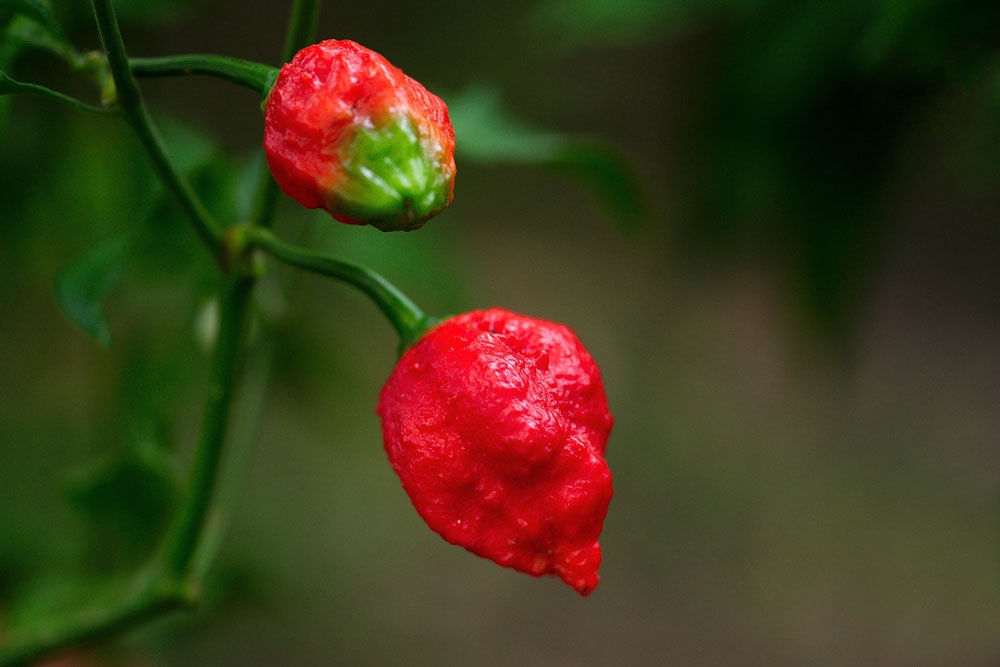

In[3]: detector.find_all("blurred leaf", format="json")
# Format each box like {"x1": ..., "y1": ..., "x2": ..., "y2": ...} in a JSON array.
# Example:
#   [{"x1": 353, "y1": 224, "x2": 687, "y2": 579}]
[
  {"x1": 529, "y1": 0, "x2": 669, "y2": 47},
  {"x1": 447, "y1": 84, "x2": 646, "y2": 229},
  {"x1": 1, "y1": 13, "x2": 69, "y2": 60},
  {"x1": 0, "y1": 0, "x2": 59, "y2": 35},
  {"x1": 154, "y1": 114, "x2": 224, "y2": 176},
  {"x1": 550, "y1": 144, "x2": 648, "y2": 232},
  {"x1": 0, "y1": 14, "x2": 67, "y2": 128},
  {"x1": 669, "y1": 0, "x2": 1000, "y2": 340},
  {"x1": 3, "y1": 571, "x2": 109, "y2": 630},
  {"x1": 63, "y1": 426, "x2": 181, "y2": 569},
  {"x1": 447, "y1": 85, "x2": 571, "y2": 162},
  {"x1": 855, "y1": 0, "x2": 938, "y2": 69},
  {"x1": 526, "y1": 0, "x2": 760, "y2": 50},
  {"x1": 54, "y1": 237, "x2": 130, "y2": 347},
  {"x1": 0, "y1": 0, "x2": 79, "y2": 70},
  {"x1": 527, "y1": 0, "x2": 1000, "y2": 341}
]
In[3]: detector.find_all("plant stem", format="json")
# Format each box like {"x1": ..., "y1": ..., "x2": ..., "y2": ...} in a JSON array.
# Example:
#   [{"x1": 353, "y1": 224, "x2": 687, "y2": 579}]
[
  {"x1": 0, "y1": 72, "x2": 117, "y2": 114},
  {"x1": 163, "y1": 276, "x2": 254, "y2": 577},
  {"x1": 245, "y1": 227, "x2": 431, "y2": 347},
  {"x1": 0, "y1": 276, "x2": 253, "y2": 667},
  {"x1": 0, "y1": 3, "x2": 327, "y2": 664},
  {"x1": 170, "y1": 0, "x2": 326, "y2": 576},
  {"x1": 130, "y1": 55, "x2": 278, "y2": 96},
  {"x1": 0, "y1": 578, "x2": 187, "y2": 667},
  {"x1": 91, "y1": 0, "x2": 222, "y2": 256},
  {"x1": 281, "y1": 0, "x2": 322, "y2": 62}
]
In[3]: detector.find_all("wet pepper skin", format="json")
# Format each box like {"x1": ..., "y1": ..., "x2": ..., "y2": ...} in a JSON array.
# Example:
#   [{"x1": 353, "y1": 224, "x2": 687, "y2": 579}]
[
  {"x1": 264, "y1": 39, "x2": 456, "y2": 231},
  {"x1": 377, "y1": 309, "x2": 613, "y2": 595}
]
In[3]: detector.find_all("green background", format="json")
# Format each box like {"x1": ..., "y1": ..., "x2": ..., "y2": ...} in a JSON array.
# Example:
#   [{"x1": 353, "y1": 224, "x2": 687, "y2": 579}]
[{"x1": 1, "y1": 0, "x2": 998, "y2": 665}]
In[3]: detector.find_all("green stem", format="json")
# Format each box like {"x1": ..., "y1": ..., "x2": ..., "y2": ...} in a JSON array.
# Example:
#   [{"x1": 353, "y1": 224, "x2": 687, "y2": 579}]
[
  {"x1": 0, "y1": 577, "x2": 189, "y2": 667},
  {"x1": 162, "y1": 277, "x2": 253, "y2": 576},
  {"x1": 248, "y1": 151, "x2": 282, "y2": 230},
  {"x1": 281, "y1": 0, "x2": 322, "y2": 62},
  {"x1": 90, "y1": 0, "x2": 136, "y2": 107},
  {"x1": 91, "y1": 0, "x2": 222, "y2": 256},
  {"x1": 173, "y1": 0, "x2": 326, "y2": 576},
  {"x1": 0, "y1": 3, "x2": 327, "y2": 664},
  {"x1": 130, "y1": 55, "x2": 278, "y2": 96},
  {"x1": 0, "y1": 277, "x2": 253, "y2": 667},
  {"x1": 245, "y1": 227, "x2": 430, "y2": 347}
]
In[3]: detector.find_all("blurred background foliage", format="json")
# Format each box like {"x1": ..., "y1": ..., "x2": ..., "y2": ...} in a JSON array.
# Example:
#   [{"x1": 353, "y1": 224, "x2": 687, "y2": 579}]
[{"x1": 1, "y1": 0, "x2": 999, "y2": 665}]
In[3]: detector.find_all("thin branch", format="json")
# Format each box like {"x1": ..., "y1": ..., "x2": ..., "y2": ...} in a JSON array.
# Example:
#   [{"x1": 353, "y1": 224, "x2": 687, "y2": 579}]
[
  {"x1": 245, "y1": 227, "x2": 431, "y2": 349},
  {"x1": 0, "y1": 2, "x2": 327, "y2": 663},
  {"x1": 0, "y1": 576, "x2": 190, "y2": 667},
  {"x1": 91, "y1": 0, "x2": 223, "y2": 256},
  {"x1": 0, "y1": 71, "x2": 117, "y2": 114},
  {"x1": 161, "y1": 277, "x2": 254, "y2": 576},
  {"x1": 0, "y1": 275, "x2": 254, "y2": 667},
  {"x1": 281, "y1": 0, "x2": 322, "y2": 63},
  {"x1": 129, "y1": 55, "x2": 278, "y2": 96}
]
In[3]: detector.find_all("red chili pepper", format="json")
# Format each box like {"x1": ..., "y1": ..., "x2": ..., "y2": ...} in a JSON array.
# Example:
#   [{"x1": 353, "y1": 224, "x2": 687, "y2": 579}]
[
  {"x1": 263, "y1": 39, "x2": 456, "y2": 231},
  {"x1": 377, "y1": 308, "x2": 613, "y2": 595}
]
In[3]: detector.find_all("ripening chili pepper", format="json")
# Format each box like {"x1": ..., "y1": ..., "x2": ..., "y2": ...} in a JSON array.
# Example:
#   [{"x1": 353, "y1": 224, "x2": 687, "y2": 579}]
[
  {"x1": 377, "y1": 308, "x2": 613, "y2": 595},
  {"x1": 263, "y1": 39, "x2": 456, "y2": 231}
]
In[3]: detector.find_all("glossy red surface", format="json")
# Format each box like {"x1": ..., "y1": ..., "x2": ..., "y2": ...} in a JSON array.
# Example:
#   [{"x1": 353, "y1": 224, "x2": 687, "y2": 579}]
[{"x1": 378, "y1": 309, "x2": 613, "y2": 595}]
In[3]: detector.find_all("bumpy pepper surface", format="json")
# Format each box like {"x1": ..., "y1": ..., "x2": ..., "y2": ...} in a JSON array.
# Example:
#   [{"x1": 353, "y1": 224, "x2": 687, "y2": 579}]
[
  {"x1": 264, "y1": 39, "x2": 456, "y2": 231},
  {"x1": 377, "y1": 308, "x2": 613, "y2": 595}
]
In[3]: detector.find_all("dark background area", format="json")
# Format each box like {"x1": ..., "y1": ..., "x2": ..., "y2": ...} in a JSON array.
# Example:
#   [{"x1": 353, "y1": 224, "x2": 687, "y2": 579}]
[{"x1": 1, "y1": 0, "x2": 998, "y2": 665}]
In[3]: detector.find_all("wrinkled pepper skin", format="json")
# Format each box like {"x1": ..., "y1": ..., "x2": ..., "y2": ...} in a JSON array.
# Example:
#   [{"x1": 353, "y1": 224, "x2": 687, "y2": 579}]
[
  {"x1": 264, "y1": 39, "x2": 456, "y2": 231},
  {"x1": 377, "y1": 309, "x2": 613, "y2": 595}
]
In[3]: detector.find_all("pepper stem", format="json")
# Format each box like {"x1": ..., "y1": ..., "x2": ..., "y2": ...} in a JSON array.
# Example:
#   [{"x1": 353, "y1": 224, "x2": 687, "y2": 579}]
[
  {"x1": 129, "y1": 55, "x2": 278, "y2": 96},
  {"x1": 242, "y1": 227, "x2": 433, "y2": 350}
]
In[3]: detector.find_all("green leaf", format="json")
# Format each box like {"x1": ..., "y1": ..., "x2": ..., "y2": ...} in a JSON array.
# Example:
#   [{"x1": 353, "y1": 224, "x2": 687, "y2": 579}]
[
  {"x1": 446, "y1": 84, "x2": 647, "y2": 229},
  {"x1": 550, "y1": 144, "x2": 648, "y2": 232},
  {"x1": 3, "y1": 572, "x2": 110, "y2": 631},
  {"x1": 447, "y1": 85, "x2": 570, "y2": 163},
  {"x1": 54, "y1": 238, "x2": 129, "y2": 347},
  {"x1": 527, "y1": 0, "x2": 675, "y2": 49},
  {"x1": 63, "y1": 427, "x2": 181, "y2": 568},
  {"x1": 156, "y1": 113, "x2": 233, "y2": 176},
  {"x1": 2, "y1": 8, "x2": 80, "y2": 68},
  {"x1": 525, "y1": 0, "x2": 760, "y2": 50},
  {"x1": 0, "y1": 0, "x2": 60, "y2": 35}
]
